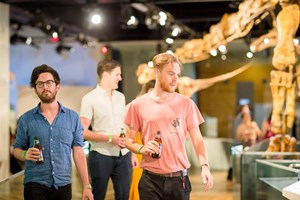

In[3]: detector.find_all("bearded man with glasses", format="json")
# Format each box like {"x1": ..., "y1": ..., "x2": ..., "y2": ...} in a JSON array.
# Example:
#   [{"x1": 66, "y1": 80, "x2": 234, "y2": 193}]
[{"x1": 13, "y1": 64, "x2": 93, "y2": 200}]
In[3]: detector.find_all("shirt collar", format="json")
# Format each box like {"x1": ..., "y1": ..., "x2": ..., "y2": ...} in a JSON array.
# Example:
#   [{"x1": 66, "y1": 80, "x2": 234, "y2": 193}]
[
  {"x1": 33, "y1": 101, "x2": 66, "y2": 114},
  {"x1": 96, "y1": 84, "x2": 115, "y2": 96}
]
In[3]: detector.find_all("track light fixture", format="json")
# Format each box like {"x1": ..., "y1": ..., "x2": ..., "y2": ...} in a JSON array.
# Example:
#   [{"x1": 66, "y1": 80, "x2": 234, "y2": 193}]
[
  {"x1": 55, "y1": 43, "x2": 74, "y2": 54},
  {"x1": 77, "y1": 33, "x2": 95, "y2": 48},
  {"x1": 10, "y1": 33, "x2": 39, "y2": 49},
  {"x1": 121, "y1": 5, "x2": 139, "y2": 29}
]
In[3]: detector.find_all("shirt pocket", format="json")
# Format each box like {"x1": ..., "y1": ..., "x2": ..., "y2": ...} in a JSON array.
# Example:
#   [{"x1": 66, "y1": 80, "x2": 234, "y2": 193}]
[{"x1": 55, "y1": 127, "x2": 74, "y2": 148}]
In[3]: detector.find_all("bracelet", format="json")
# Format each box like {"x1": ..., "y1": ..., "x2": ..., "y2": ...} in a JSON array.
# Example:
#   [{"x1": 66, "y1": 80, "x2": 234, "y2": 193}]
[
  {"x1": 21, "y1": 150, "x2": 27, "y2": 160},
  {"x1": 108, "y1": 135, "x2": 112, "y2": 143},
  {"x1": 83, "y1": 184, "x2": 92, "y2": 189},
  {"x1": 137, "y1": 145, "x2": 144, "y2": 154},
  {"x1": 201, "y1": 163, "x2": 210, "y2": 169}
]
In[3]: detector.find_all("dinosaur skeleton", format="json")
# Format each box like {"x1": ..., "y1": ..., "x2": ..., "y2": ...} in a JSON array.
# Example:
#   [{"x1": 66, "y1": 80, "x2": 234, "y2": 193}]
[
  {"x1": 136, "y1": 62, "x2": 251, "y2": 98},
  {"x1": 173, "y1": 0, "x2": 300, "y2": 153}
]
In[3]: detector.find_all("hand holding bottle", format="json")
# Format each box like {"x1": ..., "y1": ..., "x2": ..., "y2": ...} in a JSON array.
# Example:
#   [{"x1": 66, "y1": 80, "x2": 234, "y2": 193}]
[
  {"x1": 119, "y1": 128, "x2": 126, "y2": 149},
  {"x1": 151, "y1": 131, "x2": 162, "y2": 158},
  {"x1": 23, "y1": 147, "x2": 44, "y2": 163},
  {"x1": 140, "y1": 131, "x2": 162, "y2": 158},
  {"x1": 108, "y1": 135, "x2": 126, "y2": 148},
  {"x1": 33, "y1": 137, "x2": 44, "y2": 164}
]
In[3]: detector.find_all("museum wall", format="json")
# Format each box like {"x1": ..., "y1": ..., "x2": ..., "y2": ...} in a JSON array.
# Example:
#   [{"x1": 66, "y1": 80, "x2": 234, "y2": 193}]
[{"x1": 197, "y1": 40, "x2": 274, "y2": 138}]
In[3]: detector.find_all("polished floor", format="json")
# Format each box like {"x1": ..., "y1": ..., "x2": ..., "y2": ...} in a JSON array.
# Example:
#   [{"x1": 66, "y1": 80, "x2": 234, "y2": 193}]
[{"x1": 0, "y1": 168, "x2": 239, "y2": 200}]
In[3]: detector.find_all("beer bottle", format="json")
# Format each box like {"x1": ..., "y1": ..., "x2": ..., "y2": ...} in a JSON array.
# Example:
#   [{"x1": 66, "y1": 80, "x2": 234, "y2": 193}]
[
  {"x1": 34, "y1": 137, "x2": 44, "y2": 164},
  {"x1": 152, "y1": 131, "x2": 162, "y2": 159},
  {"x1": 119, "y1": 128, "x2": 125, "y2": 149},
  {"x1": 119, "y1": 128, "x2": 125, "y2": 138}
]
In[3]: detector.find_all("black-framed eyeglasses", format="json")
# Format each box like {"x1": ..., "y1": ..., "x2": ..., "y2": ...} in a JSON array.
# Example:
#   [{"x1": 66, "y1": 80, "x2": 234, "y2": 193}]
[{"x1": 35, "y1": 80, "x2": 55, "y2": 88}]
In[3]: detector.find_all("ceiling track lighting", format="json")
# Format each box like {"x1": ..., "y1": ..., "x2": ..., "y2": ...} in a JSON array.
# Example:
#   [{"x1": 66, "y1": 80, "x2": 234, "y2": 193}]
[
  {"x1": 55, "y1": 43, "x2": 74, "y2": 54},
  {"x1": 121, "y1": 4, "x2": 139, "y2": 29},
  {"x1": 10, "y1": 33, "x2": 39, "y2": 49},
  {"x1": 77, "y1": 33, "x2": 95, "y2": 48}
]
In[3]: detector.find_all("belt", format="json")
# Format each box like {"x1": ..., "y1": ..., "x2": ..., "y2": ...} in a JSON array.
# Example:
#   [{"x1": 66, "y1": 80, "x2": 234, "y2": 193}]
[{"x1": 144, "y1": 169, "x2": 187, "y2": 178}]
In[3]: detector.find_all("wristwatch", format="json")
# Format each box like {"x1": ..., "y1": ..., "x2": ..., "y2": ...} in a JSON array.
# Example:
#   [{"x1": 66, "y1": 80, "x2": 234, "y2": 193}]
[
  {"x1": 201, "y1": 163, "x2": 210, "y2": 169},
  {"x1": 84, "y1": 184, "x2": 92, "y2": 189}
]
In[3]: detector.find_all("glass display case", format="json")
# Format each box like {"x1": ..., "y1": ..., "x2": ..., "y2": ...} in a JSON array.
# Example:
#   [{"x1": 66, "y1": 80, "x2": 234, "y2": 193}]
[
  {"x1": 232, "y1": 145, "x2": 300, "y2": 200},
  {"x1": 256, "y1": 159, "x2": 300, "y2": 200}
]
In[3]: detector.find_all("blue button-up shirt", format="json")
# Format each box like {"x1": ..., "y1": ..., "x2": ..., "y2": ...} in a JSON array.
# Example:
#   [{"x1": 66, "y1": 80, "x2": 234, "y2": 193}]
[{"x1": 13, "y1": 102, "x2": 84, "y2": 189}]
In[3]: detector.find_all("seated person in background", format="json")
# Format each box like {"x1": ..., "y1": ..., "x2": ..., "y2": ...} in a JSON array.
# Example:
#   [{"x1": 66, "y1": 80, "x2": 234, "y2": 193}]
[
  {"x1": 236, "y1": 111, "x2": 262, "y2": 148},
  {"x1": 261, "y1": 111, "x2": 275, "y2": 139},
  {"x1": 233, "y1": 104, "x2": 250, "y2": 141}
]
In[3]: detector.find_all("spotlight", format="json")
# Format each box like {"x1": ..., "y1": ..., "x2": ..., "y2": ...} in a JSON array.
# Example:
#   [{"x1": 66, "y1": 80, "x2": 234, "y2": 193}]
[
  {"x1": 91, "y1": 14, "x2": 102, "y2": 25},
  {"x1": 165, "y1": 37, "x2": 174, "y2": 44},
  {"x1": 100, "y1": 45, "x2": 109, "y2": 55},
  {"x1": 145, "y1": 9, "x2": 159, "y2": 30},
  {"x1": 127, "y1": 16, "x2": 138, "y2": 26},
  {"x1": 56, "y1": 43, "x2": 74, "y2": 54},
  {"x1": 210, "y1": 49, "x2": 218, "y2": 56},
  {"x1": 10, "y1": 33, "x2": 39, "y2": 49},
  {"x1": 246, "y1": 52, "x2": 253, "y2": 58},
  {"x1": 121, "y1": 5, "x2": 139, "y2": 29},
  {"x1": 77, "y1": 33, "x2": 95, "y2": 48},
  {"x1": 51, "y1": 31, "x2": 59, "y2": 43},
  {"x1": 218, "y1": 45, "x2": 227, "y2": 54},
  {"x1": 158, "y1": 11, "x2": 167, "y2": 26},
  {"x1": 171, "y1": 25, "x2": 182, "y2": 37}
]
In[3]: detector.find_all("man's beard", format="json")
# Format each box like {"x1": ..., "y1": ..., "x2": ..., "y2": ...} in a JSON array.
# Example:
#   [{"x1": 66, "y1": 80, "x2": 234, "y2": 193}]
[
  {"x1": 161, "y1": 82, "x2": 176, "y2": 93},
  {"x1": 37, "y1": 91, "x2": 56, "y2": 103}
]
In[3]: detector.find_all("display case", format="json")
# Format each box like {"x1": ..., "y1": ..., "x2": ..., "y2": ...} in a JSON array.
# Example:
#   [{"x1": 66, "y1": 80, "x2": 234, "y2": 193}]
[
  {"x1": 256, "y1": 159, "x2": 300, "y2": 200},
  {"x1": 233, "y1": 148, "x2": 300, "y2": 200}
]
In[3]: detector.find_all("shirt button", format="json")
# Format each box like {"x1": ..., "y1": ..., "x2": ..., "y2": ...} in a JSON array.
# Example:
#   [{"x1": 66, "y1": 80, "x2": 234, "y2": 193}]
[
  {"x1": 50, "y1": 127, "x2": 52, "y2": 130},
  {"x1": 52, "y1": 161, "x2": 54, "y2": 164},
  {"x1": 50, "y1": 138, "x2": 53, "y2": 141},
  {"x1": 51, "y1": 150, "x2": 53, "y2": 153},
  {"x1": 52, "y1": 172, "x2": 55, "y2": 175}
]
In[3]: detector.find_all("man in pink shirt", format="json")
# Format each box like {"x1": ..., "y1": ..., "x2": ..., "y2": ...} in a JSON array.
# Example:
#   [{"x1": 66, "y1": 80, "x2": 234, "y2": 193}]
[{"x1": 125, "y1": 52, "x2": 213, "y2": 200}]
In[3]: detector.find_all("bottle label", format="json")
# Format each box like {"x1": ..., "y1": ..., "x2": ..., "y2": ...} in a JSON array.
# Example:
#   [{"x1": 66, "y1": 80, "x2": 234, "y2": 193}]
[{"x1": 38, "y1": 150, "x2": 44, "y2": 161}]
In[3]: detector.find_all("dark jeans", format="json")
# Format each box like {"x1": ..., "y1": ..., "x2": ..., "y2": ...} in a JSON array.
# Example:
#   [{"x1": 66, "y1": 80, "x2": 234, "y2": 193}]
[
  {"x1": 138, "y1": 170, "x2": 192, "y2": 200},
  {"x1": 24, "y1": 182, "x2": 71, "y2": 200},
  {"x1": 89, "y1": 151, "x2": 132, "y2": 200}
]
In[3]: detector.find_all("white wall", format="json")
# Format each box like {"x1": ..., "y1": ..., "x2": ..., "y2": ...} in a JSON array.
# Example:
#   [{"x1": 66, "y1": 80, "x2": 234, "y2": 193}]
[{"x1": 0, "y1": 3, "x2": 10, "y2": 180}]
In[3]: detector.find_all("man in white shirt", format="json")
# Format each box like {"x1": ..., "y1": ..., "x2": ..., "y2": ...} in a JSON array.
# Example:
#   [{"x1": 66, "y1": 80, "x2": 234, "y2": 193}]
[{"x1": 80, "y1": 59, "x2": 133, "y2": 200}]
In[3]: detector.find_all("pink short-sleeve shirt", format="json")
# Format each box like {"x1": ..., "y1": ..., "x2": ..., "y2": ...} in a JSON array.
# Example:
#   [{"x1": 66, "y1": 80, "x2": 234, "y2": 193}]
[{"x1": 125, "y1": 92, "x2": 204, "y2": 173}]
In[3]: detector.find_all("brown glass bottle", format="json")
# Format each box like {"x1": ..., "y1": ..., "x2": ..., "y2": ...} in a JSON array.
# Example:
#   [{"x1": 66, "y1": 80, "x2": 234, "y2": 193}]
[
  {"x1": 34, "y1": 137, "x2": 44, "y2": 164},
  {"x1": 119, "y1": 128, "x2": 125, "y2": 138},
  {"x1": 119, "y1": 128, "x2": 125, "y2": 149},
  {"x1": 152, "y1": 131, "x2": 162, "y2": 159}
]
